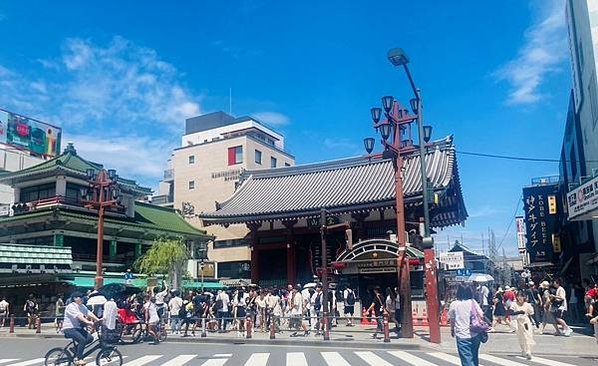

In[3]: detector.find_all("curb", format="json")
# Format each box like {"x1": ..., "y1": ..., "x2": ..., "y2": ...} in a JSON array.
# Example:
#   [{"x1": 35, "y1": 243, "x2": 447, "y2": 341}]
[{"x1": 0, "y1": 332, "x2": 424, "y2": 350}]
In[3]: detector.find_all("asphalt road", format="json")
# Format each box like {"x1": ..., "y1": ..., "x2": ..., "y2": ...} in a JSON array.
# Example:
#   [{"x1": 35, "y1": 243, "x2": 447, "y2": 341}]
[{"x1": 1, "y1": 338, "x2": 597, "y2": 366}]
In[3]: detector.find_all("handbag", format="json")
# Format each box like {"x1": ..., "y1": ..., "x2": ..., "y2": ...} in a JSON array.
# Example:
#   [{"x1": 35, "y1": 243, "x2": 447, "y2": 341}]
[{"x1": 470, "y1": 300, "x2": 491, "y2": 334}]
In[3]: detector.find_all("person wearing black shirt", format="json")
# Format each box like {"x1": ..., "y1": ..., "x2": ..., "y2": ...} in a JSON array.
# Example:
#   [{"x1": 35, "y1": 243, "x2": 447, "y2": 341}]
[{"x1": 367, "y1": 287, "x2": 387, "y2": 339}]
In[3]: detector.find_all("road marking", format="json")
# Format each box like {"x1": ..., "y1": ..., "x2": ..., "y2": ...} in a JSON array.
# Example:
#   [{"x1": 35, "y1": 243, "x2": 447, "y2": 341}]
[
  {"x1": 8, "y1": 358, "x2": 45, "y2": 366},
  {"x1": 388, "y1": 351, "x2": 437, "y2": 366},
  {"x1": 212, "y1": 354, "x2": 232, "y2": 358},
  {"x1": 518, "y1": 356, "x2": 576, "y2": 366},
  {"x1": 428, "y1": 352, "x2": 487, "y2": 366},
  {"x1": 321, "y1": 352, "x2": 350, "y2": 366},
  {"x1": 480, "y1": 354, "x2": 527, "y2": 366},
  {"x1": 200, "y1": 359, "x2": 228, "y2": 366},
  {"x1": 286, "y1": 352, "x2": 307, "y2": 366},
  {"x1": 355, "y1": 352, "x2": 393, "y2": 366},
  {"x1": 161, "y1": 355, "x2": 196, "y2": 366},
  {"x1": 244, "y1": 353, "x2": 270, "y2": 366},
  {"x1": 0, "y1": 361, "x2": 18, "y2": 365},
  {"x1": 124, "y1": 355, "x2": 163, "y2": 366}
]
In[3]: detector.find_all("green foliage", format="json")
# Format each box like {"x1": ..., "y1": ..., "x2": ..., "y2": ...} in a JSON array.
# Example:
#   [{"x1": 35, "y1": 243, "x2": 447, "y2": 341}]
[{"x1": 135, "y1": 237, "x2": 189, "y2": 276}]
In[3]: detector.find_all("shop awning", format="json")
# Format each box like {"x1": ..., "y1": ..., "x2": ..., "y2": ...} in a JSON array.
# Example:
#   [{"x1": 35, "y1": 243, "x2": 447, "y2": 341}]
[
  {"x1": 62, "y1": 276, "x2": 147, "y2": 288},
  {"x1": 181, "y1": 280, "x2": 225, "y2": 290}
]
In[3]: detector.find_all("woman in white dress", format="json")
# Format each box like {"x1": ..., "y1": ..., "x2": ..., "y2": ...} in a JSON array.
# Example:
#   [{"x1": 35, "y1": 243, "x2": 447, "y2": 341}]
[{"x1": 510, "y1": 291, "x2": 535, "y2": 360}]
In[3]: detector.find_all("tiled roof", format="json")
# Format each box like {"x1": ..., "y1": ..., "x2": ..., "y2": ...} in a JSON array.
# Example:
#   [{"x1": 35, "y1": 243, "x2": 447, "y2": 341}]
[
  {"x1": 201, "y1": 136, "x2": 467, "y2": 228},
  {"x1": 0, "y1": 143, "x2": 152, "y2": 196},
  {"x1": 0, "y1": 243, "x2": 72, "y2": 265}
]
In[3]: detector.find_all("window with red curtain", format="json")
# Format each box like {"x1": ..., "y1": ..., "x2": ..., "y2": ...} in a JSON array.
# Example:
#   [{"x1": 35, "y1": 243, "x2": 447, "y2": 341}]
[{"x1": 228, "y1": 146, "x2": 243, "y2": 165}]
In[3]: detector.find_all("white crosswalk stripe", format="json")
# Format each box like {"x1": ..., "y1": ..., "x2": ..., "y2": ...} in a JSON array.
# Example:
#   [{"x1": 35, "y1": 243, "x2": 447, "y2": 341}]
[
  {"x1": 200, "y1": 358, "x2": 228, "y2": 366},
  {"x1": 0, "y1": 360, "x2": 18, "y2": 365},
  {"x1": 286, "y1": 352, "x2": 307, "y2": 366},
  {"x1": 8, "y1": 358, "x2": 45, "y2": 366},
  {"x1": 321, "y1": 352, "x2": 350, "y2": 366},
  {"x1": 521, "y1": 355, "x2": 577, "y2": 366},
  {"x1": 389, "y1": 351, "x2": 438, "y2": 366},
  {"x1": 123, "y1": 355, "x2": 163, "y2": 366},
  {"x1": 160, "y1": 355, "x2": 196, "y2": 366},
  {"x1": 428, "y1": 351, "x2": 487, "y2": 366},
  {"x1": 355, "y1": 351, "x2": 394, "y2": 366},
  {"x1": 479, "y1": 354, "x2": 528, "y2": 366},
  {"x1": 244, "y1": 353, "x2": 269, "y2": 366}
]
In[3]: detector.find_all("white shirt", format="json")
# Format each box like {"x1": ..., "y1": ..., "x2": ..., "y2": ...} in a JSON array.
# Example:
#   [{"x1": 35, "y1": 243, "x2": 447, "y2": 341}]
[
  {"x1": 310, "y1": 291, "x2": 323, "y2": 309},
  {"x1": 449, "y1": 299, "x2": 482, "y2": 339},
  {"x1": 233, "y1": 293, "x2": 248, "y2": 307},
  {"x1": 168, "y1": 297, "x2": 183, "y2": 316},
  {"x1": 479, "y1": 286, "x2": 489, "y2": 306},
  {"x1": 291, "y1": 292, "x2": 303, "y2": 315},
  {"x1": 144, "y1": 301, "x2": 159, "y2": 324},
  {"x1": 154, "y1": 288, "x2": 168, "y2": 306},
  {"x1": 0, "y1": 300, "x2": 8, "y2": 313},
  {"x1": 556, "y1": 286, "x2": 568, "y2": 311},
  {"x1": 217, "y1": 292, "x2": 230, "y2": 312},
  {"x1": 62, "y1": 302, "x2": 89, "y2": 330},
  {"x1": 102, "y1": 300, "x2": 118, "y2": 330}
]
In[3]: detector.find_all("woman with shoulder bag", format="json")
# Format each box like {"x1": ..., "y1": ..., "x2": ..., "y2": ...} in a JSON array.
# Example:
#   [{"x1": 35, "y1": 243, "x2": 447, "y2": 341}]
[{"x1": 449, "y1": 285, "x2": 489, "y2": 366}]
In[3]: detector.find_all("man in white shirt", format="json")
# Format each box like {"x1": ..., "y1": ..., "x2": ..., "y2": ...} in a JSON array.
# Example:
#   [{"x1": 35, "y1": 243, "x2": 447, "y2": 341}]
[
  {"x1": 62, "y1": 292, "x2": 99, "y2": 365},
  {"x1": 0, "y1": 297, "x2": 9, "y2": 327},
  {"x1": 310, "y1": 285, "x2": 324, "y2": 335},
  {"x1": 290, "y1": 286, "x2": 309, "y2": 337},
  {"x1": 168, "y1": 291, "x2": 183, "y2": 334},
  {"x1": 343, "y1": 288, "x2": 356, "y2": 326},
  {"x1": 216, "y1": 290, "x2": 230, "y2": 332},
  {"x1": 552, "y1": 279, "x2": 573, "y2": 336},
  {"x1": 144, "y1": 295, "x2": 160, "y2": 344}
]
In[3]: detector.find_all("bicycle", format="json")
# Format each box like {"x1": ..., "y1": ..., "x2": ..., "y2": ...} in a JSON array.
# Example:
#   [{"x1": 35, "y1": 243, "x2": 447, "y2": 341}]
[
  {"x1": 44, "y1": 324, "x2": 123, "y2": 366},
  {"x1": 117, "y1": 321, "x2": 144, "y2": 345}
]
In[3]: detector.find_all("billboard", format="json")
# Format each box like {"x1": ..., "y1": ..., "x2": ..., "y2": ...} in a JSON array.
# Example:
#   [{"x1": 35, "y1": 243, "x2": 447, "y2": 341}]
[
  {"x1": 0, "y1": 108, "x2": 62, "y2": 157},
  {"x1": 516, "y1": 216, "x2": 526, "y2": 253},
  {"x1": 439, "y1": 251, "x2": 464, "y2": 270},
  {"x1": 522, "y1": 184, "x2": 559, "y2": 264},
  {"x1": 567, "y1": 175, "x2": 598, "y2": 220}
]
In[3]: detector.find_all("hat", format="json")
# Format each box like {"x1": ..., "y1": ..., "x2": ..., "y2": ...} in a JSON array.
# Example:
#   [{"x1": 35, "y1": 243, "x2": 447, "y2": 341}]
[
  {"x1": 528, "y1": 281, "x2": 535, "y2": 286},
  {"x1": 505, "y1": 286, "x2": 511, "y2": 290},
  {"x1": 71, "y1": 291, "x2": 84, "y2": 299},
  {"x1": 540, "y1": 281, "x2": 550, "y2": 288}
]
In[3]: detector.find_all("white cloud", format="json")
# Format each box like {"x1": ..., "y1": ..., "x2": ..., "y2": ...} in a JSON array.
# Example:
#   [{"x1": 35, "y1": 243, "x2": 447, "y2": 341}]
[
  {"x1": 323, "y1": 137, "x2": 359, "y2": 151},
  {"x1": 64, "y1": 133, "x2": 174, "y2": 185},
  {"x1": 494, "y1": 0, "x2": 567, "y2": 105},
  {"x1": 0, "y1": 36, "x2": 201, "y2": 184},
  {"x1": 252, "y1": 111, "x2": 290, "y2": 126}
]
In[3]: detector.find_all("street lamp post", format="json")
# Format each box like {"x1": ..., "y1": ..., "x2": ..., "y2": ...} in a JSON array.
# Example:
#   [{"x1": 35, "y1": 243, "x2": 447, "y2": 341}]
[
  {"x1": 82, "y1": 168, "x2": 121, "y2": 290},
  {"x1": 387, "y1": 47, "x2": 441, "y2": 344},
  {"x1": 196, "y1": 241, "x2": 209, "y2": 293},
  {"x1": 365, "y1": 98, "x2": 417, "y2": 338}
]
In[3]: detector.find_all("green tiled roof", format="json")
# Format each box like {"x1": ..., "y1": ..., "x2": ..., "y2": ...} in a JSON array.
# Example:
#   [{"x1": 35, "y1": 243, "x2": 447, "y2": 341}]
[
  {"x1": 0, "y1": 243, "x2": 72, "y2": 265},
  {"x1": 0, "y1": 203, "x2": 209, "y2": 238},
  {"x1": 0, "y1": 143, "x2": 151, "y2": 195},
  {"x1": 182, "y1": 279, "x2": 225, "y2": 290},
  {"x1": 63, "y1": 275, "x2": 146, "y2": 288}
]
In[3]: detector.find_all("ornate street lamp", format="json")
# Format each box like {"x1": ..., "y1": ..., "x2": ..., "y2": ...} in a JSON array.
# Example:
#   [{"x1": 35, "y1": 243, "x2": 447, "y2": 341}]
[{"x1": 363, "y1": 137, "x2": 375, "y2": 154}]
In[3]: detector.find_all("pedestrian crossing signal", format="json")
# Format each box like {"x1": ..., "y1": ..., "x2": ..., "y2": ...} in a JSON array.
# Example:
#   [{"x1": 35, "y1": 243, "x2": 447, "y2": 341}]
[{"x1": 548, "y1": 195, "x2": 557, "y2": 214}]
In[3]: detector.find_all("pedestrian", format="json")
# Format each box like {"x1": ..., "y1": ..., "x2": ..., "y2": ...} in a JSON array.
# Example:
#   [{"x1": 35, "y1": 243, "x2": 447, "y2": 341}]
[
  {"x1": 385, "y1": 287, "x2": 397, "y2": 333},
  {"x1": 310, "y1": 285, "x2": 324, "y2": 335},
  {"x1": 168, "y1": 290, "x2": 183, "y2": 334},
  {"x1": 490, "y1": 287, "x2": 512, "y2": 332},
  {"x1": 539, "y1": 281, "x2": 561, "y2": 335},
  {"x1": 55, "y1": 295, "x2": 65, "y2": 333},
  {"x1": 0, "y1": 296, "x2": 9, "y2": 328},
  {"x1": 367, "y1": 287, "x2": 386, "y2": 339},
  {"x1": 256, "y1": 289, "x2": 267, "y2": 331},
  {"x1": 524, "y1": 282, "x2": 541, "y2": 328},
  {"x1": 23, "y1": 294, "x2": 38, "y2": 329},
  {"x1": 266, "y1": 288, "x2": 282, "y2": 332},
  {"x1": 343, "y1": 287, "x2": 356, "y2": 326},
  {"x1": 550, "y1": 279, "x2": 573, "y2": 336},
  {"x1": 510, "y1": 291, "x2": 535, "y2": 360},
  {"x1": 475, "y1": 281, "x2": 491, "y2": 321},
  {"x1": 215, "y1": 289, "x2": 230, "y2": 332},
  {"x1": 143, "y1": 295, "x2": 160, "y2": 345},
  {"x1": 568, "y1": 283, "x2": 583, "y2": 324},
  {"x1": 290, "y1": 285, "x2": 309, "y2": 337},
  {"x1": 449, "y1": 284, "x2": 484, "y2": 366},
  {"x1": 233, "y1": 288, "x2": 248, "y2": 336}
]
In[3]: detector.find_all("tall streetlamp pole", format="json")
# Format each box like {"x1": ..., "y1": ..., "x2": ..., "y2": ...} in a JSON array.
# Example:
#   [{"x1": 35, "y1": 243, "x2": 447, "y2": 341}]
[
  {"x1": 387, "y1": 47, "x2": 441, "y2": 344},
  {"x1": 82, "y1": 168, "x2": 120, "y2": 290}
]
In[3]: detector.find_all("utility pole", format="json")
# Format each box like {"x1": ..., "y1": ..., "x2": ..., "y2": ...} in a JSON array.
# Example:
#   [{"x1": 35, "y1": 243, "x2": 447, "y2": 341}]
[{"x1": 320, "y1": 209, "x2": 331, "y2": 341}]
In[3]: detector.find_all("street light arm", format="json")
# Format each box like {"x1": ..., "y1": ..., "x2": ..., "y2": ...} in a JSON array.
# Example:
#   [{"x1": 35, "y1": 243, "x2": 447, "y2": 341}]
[{"x1": 403, "y1": 64, "x2": 419, "y2": 98}]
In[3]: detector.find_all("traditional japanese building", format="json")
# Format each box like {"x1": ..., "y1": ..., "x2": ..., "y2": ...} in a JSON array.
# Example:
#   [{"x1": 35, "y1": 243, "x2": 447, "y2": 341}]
[
  {"x1": 201, "y1": 136, "x2": 467, "y2": 298},
  {"x1": 0, "y1": 143, "x2": 211, "y2": 292}
]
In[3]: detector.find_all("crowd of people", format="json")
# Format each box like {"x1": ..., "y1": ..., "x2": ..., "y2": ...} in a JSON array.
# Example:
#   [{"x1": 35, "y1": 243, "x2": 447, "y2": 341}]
[{"x1": 448, "y1": 278, "x2": 598, "y2": 366}]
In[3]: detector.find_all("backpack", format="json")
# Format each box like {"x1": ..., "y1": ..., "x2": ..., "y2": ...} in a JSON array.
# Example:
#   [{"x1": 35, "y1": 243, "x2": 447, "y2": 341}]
[
  {"x1": 314, "y1": 293, "x2": 322, "y2": 311},
  {"x1": 486, "y1": 289, "x2": 494, "y2": 306},
  {"x1": 26, "y1": 300, "x2": 36, "y2": 314},
  {"x1": 0, "y1": 302, "x2": 6, "y2": 313},
  {"x1": 346, "y1": 291, "x2": 356, "y2": 306}
]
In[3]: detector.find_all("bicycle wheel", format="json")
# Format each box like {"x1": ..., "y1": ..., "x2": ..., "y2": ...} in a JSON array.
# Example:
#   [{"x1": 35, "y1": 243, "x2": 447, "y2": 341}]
[
  {"x1": 121, "y1": 324, "x2": 143, "y2": 344},
  {"x1": 44, "y1": 347, "x2": 72, "y2": 366},
  {"x1": 95, "y1": 347, "x2": 122, "y2": 366}
]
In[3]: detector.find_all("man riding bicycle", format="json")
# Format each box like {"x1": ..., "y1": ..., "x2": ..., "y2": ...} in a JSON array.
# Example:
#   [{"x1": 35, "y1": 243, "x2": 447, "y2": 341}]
[{"x1": 62, "y1": 292, "x2": 99, "y2": 365}]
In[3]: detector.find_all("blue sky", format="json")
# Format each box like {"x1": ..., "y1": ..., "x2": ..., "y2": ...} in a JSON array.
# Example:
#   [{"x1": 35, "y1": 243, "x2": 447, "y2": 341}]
[{"x1": 0, "y1": 1, "x2": 570, "y2": 255}]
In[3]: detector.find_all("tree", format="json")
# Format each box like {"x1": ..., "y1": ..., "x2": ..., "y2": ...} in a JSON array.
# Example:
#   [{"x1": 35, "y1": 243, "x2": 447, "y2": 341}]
[{"x1": 135, "y1": 237, "x2": 189, "y2": 289}]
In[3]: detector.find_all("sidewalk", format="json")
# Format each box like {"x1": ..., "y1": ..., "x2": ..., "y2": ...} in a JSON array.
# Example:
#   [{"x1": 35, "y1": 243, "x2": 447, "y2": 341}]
[{"x1": 2, "y1": 323, "x2": 597, "y2": 356}]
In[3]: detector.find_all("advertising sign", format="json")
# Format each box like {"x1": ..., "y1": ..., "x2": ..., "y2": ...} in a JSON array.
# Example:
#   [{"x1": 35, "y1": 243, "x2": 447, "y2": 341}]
[
  {"x1": 523, "y1": 184, "x2": 559, "y2": 264},
  {"x1": 439, "y1": 251, "x2": 464, "y2": 270},
  {"x1": 516, "y1": 216, "x2": 526, "y2": 251},
  {"x1": 567, "y1": 175, "x2": 598, "y2": 220},
  {"x1": 0, "y1": 108, "x2": 62, "y2": 157}
]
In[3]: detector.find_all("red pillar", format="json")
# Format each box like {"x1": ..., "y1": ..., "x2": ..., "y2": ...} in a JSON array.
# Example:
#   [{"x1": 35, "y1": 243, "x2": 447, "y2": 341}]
[
  {"x1": 248, "y1": 223, "x2": 260, "y2": 284},
  {"x1": 424, "y1": 248, "x2": 441, "y2": 344},
  {"x1": 284, "y1": 220, "x2": 298, "y2": 286}
]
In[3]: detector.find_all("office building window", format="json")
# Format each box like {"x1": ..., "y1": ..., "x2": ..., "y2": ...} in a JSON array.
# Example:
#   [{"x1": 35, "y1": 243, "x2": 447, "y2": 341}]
[
  {"x1": 270, "y1": 157, "x2": 277, "y2": 168},
  {"x1": 188, "y1": 155, "x2": 195, "y2": 164},
  {"x1": 285, "y1": 162, "x2": 291, "y2": 167},
  {"x1": 228, "y1": 146, "x2": 243, "y2": 165},
  {"x1": 255, "y1": 150, "x2": 262, "y2": 164},
  {"x1": 188, "y1": 181, "x2": 195, "y2": 190}
]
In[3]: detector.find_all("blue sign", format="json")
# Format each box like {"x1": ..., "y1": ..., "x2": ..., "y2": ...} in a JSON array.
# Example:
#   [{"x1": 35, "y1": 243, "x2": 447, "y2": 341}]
[{"x1": 456, "y1": 269, "x2": 472, "y2": 276}]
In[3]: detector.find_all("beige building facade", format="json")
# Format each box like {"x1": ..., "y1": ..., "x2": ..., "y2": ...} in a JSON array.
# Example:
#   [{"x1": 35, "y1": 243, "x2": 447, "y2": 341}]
[{"x1": 159, "y1": 111, "x2": 295, "y2": 280}]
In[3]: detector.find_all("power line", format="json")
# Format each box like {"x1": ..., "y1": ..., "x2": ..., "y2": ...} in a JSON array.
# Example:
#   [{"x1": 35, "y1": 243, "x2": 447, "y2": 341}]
[
  {"x1": 457, "y1": 150, "x2": 598, "y2": 163},
  {"x1": 496, "y1": 195, "x2": 523, "y2": 253}
]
